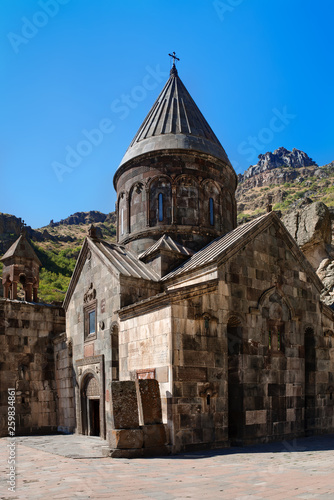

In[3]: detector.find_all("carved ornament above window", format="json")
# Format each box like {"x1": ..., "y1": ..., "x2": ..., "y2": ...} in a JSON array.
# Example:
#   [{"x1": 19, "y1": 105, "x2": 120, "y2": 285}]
[
  {"x1": 134, "y1": 182, "x2": 143, "y2": 194},
  {"x1": 84, "y1": 283, "x2": 96, "y2": 304}
]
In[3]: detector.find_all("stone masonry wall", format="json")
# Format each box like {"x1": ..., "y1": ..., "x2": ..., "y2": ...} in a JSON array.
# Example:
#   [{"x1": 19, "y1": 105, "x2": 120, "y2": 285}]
[
  {"x1": 0, "y1": 299, "x2": 65, "y2": 437},
  {"x1": 67, "y1": 251, "x2": 120, "y2": 363},
  {"x1": 162, "y1": 218, "x2": 334, "y2": 451},
  {"x1": 66, "y1": 248, "x2": 121, "y2": 439},
  {"x1": 53, "y1": 333, "x2": 75, "y2": 433},
  {"x1": 306, "y1": 307, "x2": 334, "y2": 436},
  {"x1": 170, "y1": 289, "x2": 227, "y2": 453},
  {"x1": 118, "y1": 305, "x2": 173, "y2": 425},
  {"x1": 218, "y1": 221, "x2": 333, "y2": 444}
]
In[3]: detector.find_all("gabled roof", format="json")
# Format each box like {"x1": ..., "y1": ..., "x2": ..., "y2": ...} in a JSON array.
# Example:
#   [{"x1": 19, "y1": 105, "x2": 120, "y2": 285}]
[
  {"x1": 93, "y1": 239, "x2": 160, "y2": 280},
  {"x1": 138, "y1": 234, "x2": 194, "y2": 260},
  {"x1": 1, "y1": 234, "x2": 42, "y2": 266},
  {"x1": 162, "y1": 212, "x2": 324, "y2": 291},
  {"x1": 63, "y1": 237, "x2": 159, "y2": 311},
  {"x1": 162, "y1": 214, "x2": 269, "y2": 280},
  {"x1": 118, "y1": 65, "x2": 231, "y2": 169}
]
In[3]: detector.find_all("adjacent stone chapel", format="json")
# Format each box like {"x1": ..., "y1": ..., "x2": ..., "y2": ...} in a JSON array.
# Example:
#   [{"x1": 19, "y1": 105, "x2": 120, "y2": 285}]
[{"x1": 1, "y1": 60, "x2": 334, "y2": 455}]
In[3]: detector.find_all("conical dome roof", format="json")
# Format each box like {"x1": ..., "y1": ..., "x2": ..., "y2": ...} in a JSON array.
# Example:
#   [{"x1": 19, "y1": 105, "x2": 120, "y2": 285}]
[{"x1": 118, "y1": 65, "x2": 231, "y2": 168}]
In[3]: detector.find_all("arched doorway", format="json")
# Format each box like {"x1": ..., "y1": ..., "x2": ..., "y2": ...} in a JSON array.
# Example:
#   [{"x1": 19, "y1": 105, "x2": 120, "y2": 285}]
[{"x1": 81, "y1": 374, "x2": 101, "y2": 436}]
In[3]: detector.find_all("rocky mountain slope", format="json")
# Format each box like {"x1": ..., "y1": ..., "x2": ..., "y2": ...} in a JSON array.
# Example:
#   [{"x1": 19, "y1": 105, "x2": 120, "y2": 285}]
[
  {"x1": 282, "y1": 202, "x2": 334, "y2": 306},
  {"x1": 236, "y1": 147, "x2": 334, "y2": 223},
  {"x1": 240, "y1": 147, "x2": 318, "y2": 182}
]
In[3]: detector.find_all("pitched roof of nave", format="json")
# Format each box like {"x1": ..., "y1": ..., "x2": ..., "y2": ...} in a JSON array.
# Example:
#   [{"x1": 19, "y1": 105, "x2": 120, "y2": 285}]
[
  {"x1": 63, "y1": 236, "x2": 160, "y2": 310},
  {"x1": 1, "y1": 233, "x2": 42, "y2": 266},
  {"x1": 93, "y1": 239, "x2": 159, "y2": 281},
  {"x1": 118, "y1": 64, "x2": 232, "y2": 168},
  {"x1": 161, "y1": 211, "x2": 324, "y2": 291}
]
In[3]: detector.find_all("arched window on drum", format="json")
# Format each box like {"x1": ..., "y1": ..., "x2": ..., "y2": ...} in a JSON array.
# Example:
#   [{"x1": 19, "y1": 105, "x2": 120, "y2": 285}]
[
  {"x1": 209, "y1": 197, "x2": 214, "y2": 226},
  {"x1": 149, "y1": 178, "x2": 172, "y2": 226},
  {"x1": 158, "y1": 193, "x2": 163, "y2": 222},
  {"x1": 202, "y1": 181, "x2": 220, "y2": 230},
  {"x1": 117, "y1": 192, "x2": 127, "y2": 240}
]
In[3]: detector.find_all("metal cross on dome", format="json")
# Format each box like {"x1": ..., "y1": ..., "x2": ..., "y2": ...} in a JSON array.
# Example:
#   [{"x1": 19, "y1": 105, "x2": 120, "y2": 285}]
[{"x1": 168, "y1": 51, "x2": 180, "y2": 66}]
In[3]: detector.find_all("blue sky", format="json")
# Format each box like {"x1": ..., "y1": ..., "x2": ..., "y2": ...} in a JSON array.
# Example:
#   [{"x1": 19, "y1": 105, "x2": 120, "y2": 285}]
[{"x1": 1, "y1": 0, "x2": 333, "y2": 228}]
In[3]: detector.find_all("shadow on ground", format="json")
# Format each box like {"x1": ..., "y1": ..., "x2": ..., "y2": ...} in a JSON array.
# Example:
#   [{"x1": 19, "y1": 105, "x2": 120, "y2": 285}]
[
  {"x1": 176, "y1": 434, "x2": 334, "y2": 460},
  {"x1": 10, "y1": 432, "x2": 334, "y2": 460}
]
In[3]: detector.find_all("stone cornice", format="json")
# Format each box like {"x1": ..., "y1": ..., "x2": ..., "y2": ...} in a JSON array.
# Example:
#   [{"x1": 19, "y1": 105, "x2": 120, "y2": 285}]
[{"x1": 117, "y1": 279, "x2": 218, "y2": 320}]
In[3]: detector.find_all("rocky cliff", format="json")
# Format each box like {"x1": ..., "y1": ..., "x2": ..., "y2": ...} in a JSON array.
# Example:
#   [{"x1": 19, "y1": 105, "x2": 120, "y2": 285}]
[
  {"x1": 236, "y1": 147, "x2": 334, "y2": 223},
  {"x1": 0, "y1": 213, "x2": 46, "y2": 254},
  {"x1": 282, "y1": 201, "x2": 334, "y2": 307},
  {"x1": 0, "y1": 211, "x2": 116, "y2": 253},
  {"x1": 240, "y1": 147, "x2": 318, "y2": 185},
  {"x1": 48, "y1": 211, "x2": 116, "y2": 227}
]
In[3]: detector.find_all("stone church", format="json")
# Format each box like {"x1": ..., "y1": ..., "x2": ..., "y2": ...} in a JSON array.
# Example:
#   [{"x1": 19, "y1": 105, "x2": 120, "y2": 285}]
[{"x1": 1, "y1": 61, "x2": 334, "y2": 455}]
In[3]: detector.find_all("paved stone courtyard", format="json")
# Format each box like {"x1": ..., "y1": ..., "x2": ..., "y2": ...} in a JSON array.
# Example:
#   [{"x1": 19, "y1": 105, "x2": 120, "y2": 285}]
[{"x1": 1, "y1": 434, "x2": 334, "y2": 499}]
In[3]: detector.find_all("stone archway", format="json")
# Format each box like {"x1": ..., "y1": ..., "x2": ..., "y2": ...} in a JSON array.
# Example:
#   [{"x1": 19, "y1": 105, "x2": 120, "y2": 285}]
[
  {"x1": 76, "y1": 355, "x2": 105, "y2": 439},
  {"x1": 81, "y1": 374, "x2": 101, "y2": 437}
]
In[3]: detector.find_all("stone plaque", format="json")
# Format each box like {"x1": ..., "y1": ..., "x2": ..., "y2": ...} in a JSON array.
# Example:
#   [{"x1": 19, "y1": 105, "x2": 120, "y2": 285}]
[
  {"x1": 84, "y1": 343, "x2": 94, "y2": 358},
  {"x1": 136, "y1": 379, "x2": 162, "y2": 425},
  {"x1": 137, "y1": 368, "x2": 155, "y2": 380},
  {"x1": 110, "y1": 381, "x2": 139, "y2": 429},
  {"x1": 101, "y1": 298, "x2": 106, "y2": 313}
]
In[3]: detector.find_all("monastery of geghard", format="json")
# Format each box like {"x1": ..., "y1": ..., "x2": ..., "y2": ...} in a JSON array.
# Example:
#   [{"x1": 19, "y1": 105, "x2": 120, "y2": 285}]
[{"x1": 1, "y1": 61, "x2": 333, "y2": 456}]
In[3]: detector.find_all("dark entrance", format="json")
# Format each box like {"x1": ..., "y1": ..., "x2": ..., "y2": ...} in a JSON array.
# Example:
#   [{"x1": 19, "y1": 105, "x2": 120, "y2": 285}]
[
  {"x1": 81, "y1": 374, "x2": 101, "y2": 437},
  {"x1": 89, "y1": 399, "x2": 100, "y2": 436}
]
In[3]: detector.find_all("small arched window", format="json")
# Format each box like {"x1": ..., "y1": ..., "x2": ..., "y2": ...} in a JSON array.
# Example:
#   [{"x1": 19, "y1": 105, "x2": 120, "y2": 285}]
[
  {"x1": 209, "y1": 197, "x2": 214, "y2": 226},
  {"x1": 121, "y1": 208, "x2": 124, "y2": 235},
  {"x1": 158, "y1": 193, "x2": 163, "y2": 222},
  {"x1": 19, "y1": 274, "x2": 26, "y2": 286}
]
